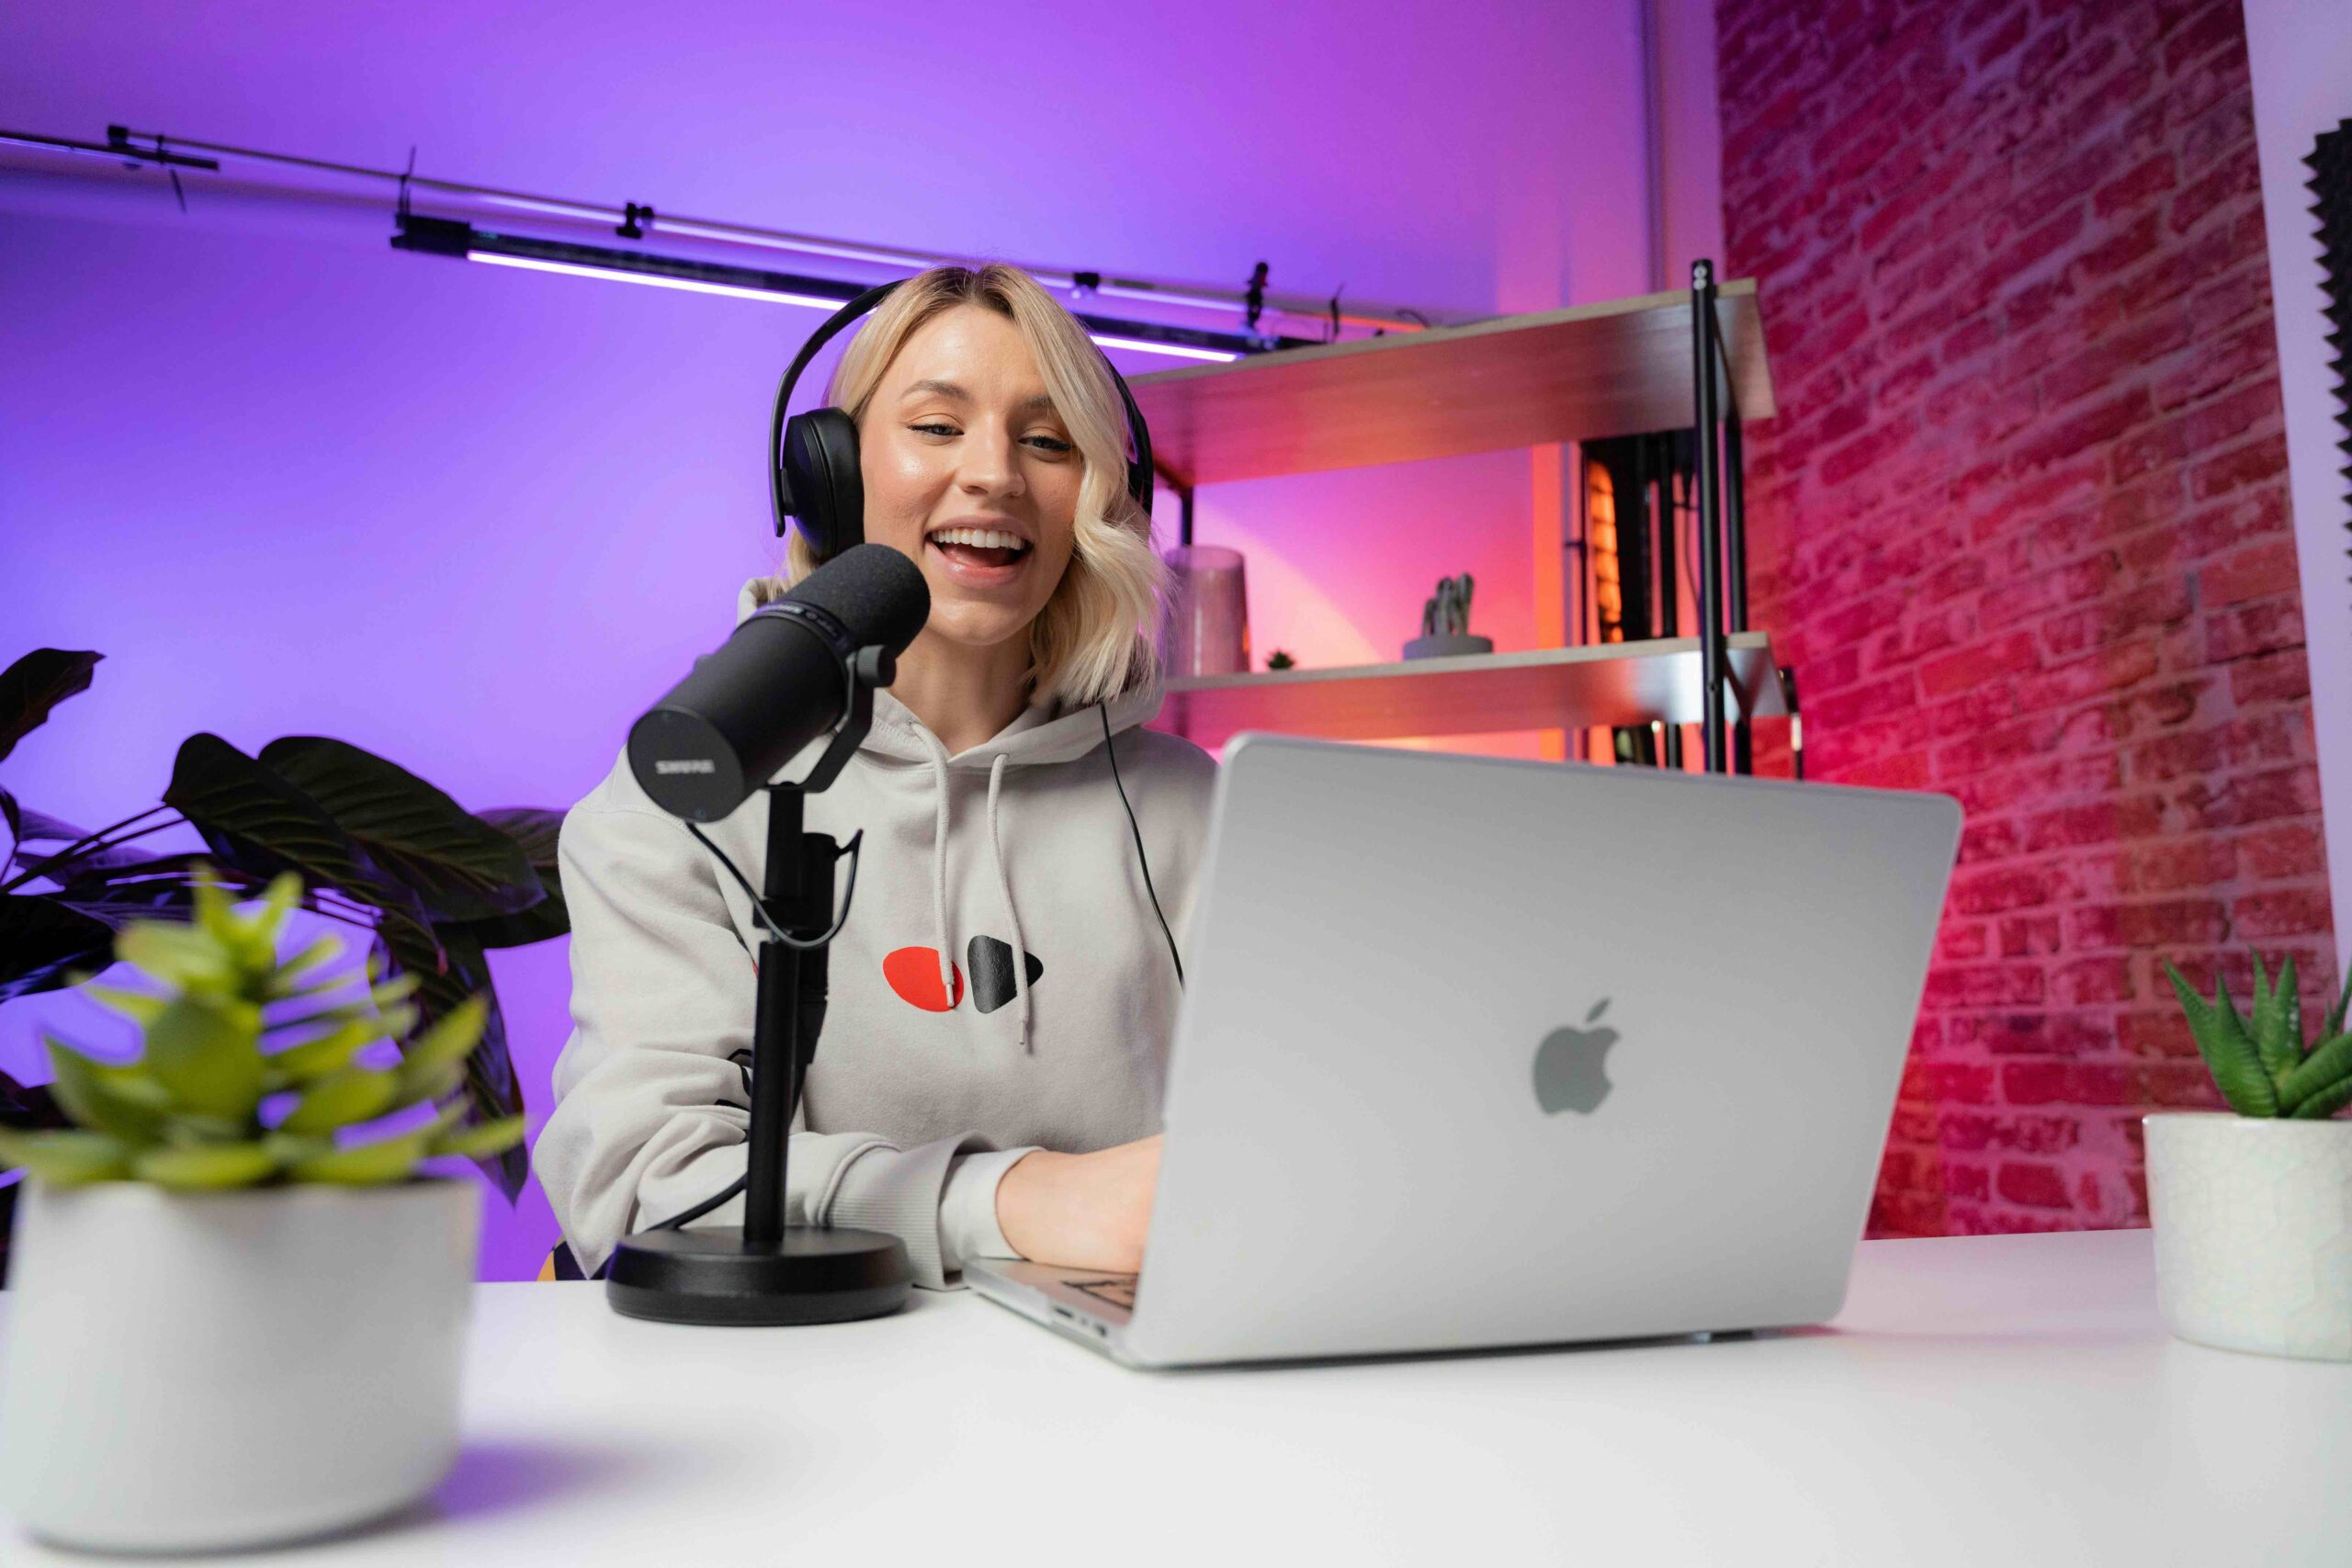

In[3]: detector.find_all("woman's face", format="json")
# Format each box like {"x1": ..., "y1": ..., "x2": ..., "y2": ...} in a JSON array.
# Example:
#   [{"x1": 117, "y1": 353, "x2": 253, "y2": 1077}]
[{"x1": 856, "y1": 305, "x2": 1084, "y2": 652}]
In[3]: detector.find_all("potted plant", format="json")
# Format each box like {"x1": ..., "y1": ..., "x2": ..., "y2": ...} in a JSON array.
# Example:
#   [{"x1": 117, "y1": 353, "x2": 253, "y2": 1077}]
[
  {"x1": 0, "y1": 869, "x2": 523, "y2": 1552},
  {"x1": 2148, "y1": 953, "x2": 2352, "y2": 1361}
]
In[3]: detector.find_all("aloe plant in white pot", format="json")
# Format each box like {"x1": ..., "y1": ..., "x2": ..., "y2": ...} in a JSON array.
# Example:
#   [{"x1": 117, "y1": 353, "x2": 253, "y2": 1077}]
[
  {"x1": 0, "y1": 870, "x2": 523, "y2": 1552},
  {"x1": 2147, "y1": 953, "x2": 2352, "y2": 1361}
]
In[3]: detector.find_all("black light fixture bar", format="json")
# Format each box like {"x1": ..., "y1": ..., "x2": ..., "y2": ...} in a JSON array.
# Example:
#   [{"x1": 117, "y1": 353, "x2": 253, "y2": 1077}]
[{"x1": 390, "y1": 213, "x2": 1303, "y2": 359}]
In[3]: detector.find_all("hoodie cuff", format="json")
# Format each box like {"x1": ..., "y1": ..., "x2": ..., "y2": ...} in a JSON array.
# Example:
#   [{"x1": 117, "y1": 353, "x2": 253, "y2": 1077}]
[
  {"x1": 825, "y1": 1133, "x2": 1015, "y2": 1291},
  {"x1": 941, "y1": 1145, "x2": 1041, "y2": 1273}
]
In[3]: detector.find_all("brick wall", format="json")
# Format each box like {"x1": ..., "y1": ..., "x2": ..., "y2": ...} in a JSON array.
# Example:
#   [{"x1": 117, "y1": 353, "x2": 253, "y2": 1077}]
[{"x1": 1716, "y1": 0, "x2": 2336, "y2": 1234}]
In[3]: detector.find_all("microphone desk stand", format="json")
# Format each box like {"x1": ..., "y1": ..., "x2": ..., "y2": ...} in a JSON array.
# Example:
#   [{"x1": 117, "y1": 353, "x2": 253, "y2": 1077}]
[{"x1": 605, "y1": 648, "x2": 914, "y2": 1325}]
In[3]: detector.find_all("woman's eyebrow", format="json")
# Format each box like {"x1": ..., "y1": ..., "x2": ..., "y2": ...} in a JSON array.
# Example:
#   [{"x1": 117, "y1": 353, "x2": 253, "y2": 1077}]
[{"x1": 898, "y1": 378, "x2": 1057, "y2": 412}]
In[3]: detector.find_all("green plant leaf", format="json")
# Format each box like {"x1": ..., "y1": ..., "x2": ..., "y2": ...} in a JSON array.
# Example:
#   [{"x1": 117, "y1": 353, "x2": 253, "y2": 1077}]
[
  {"x1": 2250, "y1": 953, "x2": 2303, "y2": 1079},
  {"x1": 373, "y1": 919, "x2": 526, "y2": 1201},
  {"x1": 143, "y1": 992, "x2": 266, "y2": 1121},
  {"x1": 2327, "y1": 964, "x2": 2352, "y2": 1040},
  {"x1": 286, "y1": 1127, "x2": 433, "y2": 1185},
  {"x1": 114, "y1": 919, "x2": 239, "y2": 994},
  {"x1": 266, "y1": 1017, "x2": 390, "y2": 1081},
  {"x1": 0, "y1": 895, "x2": 117, "y2": 1004},
  {"x1": 392, "y1": 994, "x2": 487, "y2": 1104},
  {"x1": 2164, "y1": 963, "x2": 2280, "y2": 1116},
  {"x1": 131, "y1": 1141, "x2": 278, "y2": 1189},
  {"x1": 2288, "y1": 1075, "x2": 2352, "y2": 1120},
  {"x1": 161, "y1": 734, "x2": 424, "y2": 926},
  {"x1": 279, "y1": 1066, "x2": 400, "y2": 1135},
  {"x1": 430, "y1": 1114, "x2": 526, "y2": 1160},
  {"x1": 0, "y1": 649, "x2": 101, "y2": 766},
  {"x1": 0, "y1": 1127, "x2": 130, "y2": 1184},
  {"x1": 43, "y1": 1036, "x2": 171, "y2": 1141},
  {"x1": 448, "y1": 807, "x2": 569, "y2": 948},
  {"x1": 247, "y1": 871, "x2": 304, "y2": 951},
  {"x1": 262, "y1": 933, "x2": 345, "y2": 999},
  {"x1": 2279, "y1": 1033, "x2": 2352, "y2": 1112},
  {"x1": 82, "y1": 982, "x2": 169, "y2": 1026},
  {"x1": 258, "y1": 738, "x2": 544, "y2": 923}
]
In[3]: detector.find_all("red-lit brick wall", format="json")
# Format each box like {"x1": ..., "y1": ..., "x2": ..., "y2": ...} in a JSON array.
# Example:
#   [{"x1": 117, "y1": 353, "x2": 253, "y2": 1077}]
[{"x1": 1716, "y1": 0, "x2": 2336, "y2": 1233}]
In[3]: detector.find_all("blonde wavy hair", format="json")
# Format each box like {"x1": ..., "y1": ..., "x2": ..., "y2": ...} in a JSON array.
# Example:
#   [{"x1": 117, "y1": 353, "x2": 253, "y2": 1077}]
[{"x1": 767, "y1": 264, "x2": 1169, "y2": 709}]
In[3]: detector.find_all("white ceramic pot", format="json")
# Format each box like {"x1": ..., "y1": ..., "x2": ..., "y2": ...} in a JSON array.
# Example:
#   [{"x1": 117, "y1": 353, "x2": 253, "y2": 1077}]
[
  {"x1": 2144, "y1": 1112, "x2": 2352, "y2": 1361},
  {"x1": 0, "y1": 1178, "x2": 480, "y2": 1552}
]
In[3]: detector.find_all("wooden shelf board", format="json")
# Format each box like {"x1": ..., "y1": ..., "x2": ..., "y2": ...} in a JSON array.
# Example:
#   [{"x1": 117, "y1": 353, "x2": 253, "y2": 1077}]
[
  {"x1": 1153, "y1": 633, "x2": 1784, "y2": 750},
  {"x1": 1131, "y1": 280, "x2": 1776, "y2": 489}
]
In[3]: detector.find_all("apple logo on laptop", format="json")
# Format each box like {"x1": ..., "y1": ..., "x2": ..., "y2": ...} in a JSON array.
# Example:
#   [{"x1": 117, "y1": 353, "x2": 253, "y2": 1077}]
[{"x1": 1533, "y1": 999, "x2": 1619, "y2": 1114}]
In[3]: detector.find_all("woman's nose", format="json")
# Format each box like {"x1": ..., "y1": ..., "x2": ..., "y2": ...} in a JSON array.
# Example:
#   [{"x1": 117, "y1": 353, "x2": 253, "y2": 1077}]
[{"x1": 954, "y1": 426, "x2": 1025, "y2": 498}]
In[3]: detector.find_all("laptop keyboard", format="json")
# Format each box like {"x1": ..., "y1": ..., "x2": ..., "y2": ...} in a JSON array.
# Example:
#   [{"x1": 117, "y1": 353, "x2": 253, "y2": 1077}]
[{"x1": 1066, "y1": 1276, "x2": 1138, "y2": 1309}]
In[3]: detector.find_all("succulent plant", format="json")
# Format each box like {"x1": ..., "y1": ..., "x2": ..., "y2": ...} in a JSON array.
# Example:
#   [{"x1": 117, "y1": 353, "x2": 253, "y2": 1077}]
[
  {"x1": 0, "y1": 868, "x2": 523, "y2": 1190},
  {"x1": 2164, "y1": 953, "x2": 2352, "y2": 1121},
  {"x1": 1265, "y1": 649, "x2": 1296, "y2": 671}
]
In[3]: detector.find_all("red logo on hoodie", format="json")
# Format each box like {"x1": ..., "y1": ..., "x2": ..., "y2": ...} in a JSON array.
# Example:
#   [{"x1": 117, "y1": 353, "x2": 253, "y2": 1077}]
[{"x1": 883, "y1": 947, "x2": 964, "y2": 1011}]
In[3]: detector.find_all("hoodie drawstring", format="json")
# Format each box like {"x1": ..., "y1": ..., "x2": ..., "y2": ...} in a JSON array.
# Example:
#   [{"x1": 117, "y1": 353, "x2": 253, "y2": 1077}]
[
  {"x1": 986, "y1": 753, "x2": 1033, "y2": 1054},
  {"x1": 914, "y1": 729, "x2": 958, "y2": 1013}
]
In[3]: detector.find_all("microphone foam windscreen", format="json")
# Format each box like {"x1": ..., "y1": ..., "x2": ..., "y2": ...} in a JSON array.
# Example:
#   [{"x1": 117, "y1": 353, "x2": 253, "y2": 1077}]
[{"x1": 785, "y1": 543, "x2": 932, "y2": 657}]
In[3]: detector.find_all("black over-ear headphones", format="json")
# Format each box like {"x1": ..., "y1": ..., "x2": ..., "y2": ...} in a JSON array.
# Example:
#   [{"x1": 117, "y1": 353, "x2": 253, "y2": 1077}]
[{"x1": 770, "y1": 278, "x2": 1157, "y2": 558}]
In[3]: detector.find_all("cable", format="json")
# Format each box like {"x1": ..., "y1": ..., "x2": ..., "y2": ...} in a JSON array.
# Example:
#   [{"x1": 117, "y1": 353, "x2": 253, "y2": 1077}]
[
  {"x1": 646, "y1": 1052, "x2": 756, "y2": 1233},
  {"x1": 649, "y1": 1174, "x2": 746, "y2": 1232},
  {"x1": 685, "y1": 821, "x2": 864, "y2": 949},
  {"x1": 1102, "y1": 704, "x2": 1184, "y2": 988}
]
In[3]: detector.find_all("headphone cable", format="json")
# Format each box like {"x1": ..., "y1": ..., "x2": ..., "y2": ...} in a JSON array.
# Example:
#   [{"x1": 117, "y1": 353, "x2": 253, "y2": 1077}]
[{"x1": 1102, "y1": 703, "x2": 1183, "y2": 988}]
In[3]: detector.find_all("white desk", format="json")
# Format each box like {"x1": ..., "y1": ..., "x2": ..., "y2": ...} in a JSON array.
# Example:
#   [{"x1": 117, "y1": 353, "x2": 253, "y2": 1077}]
[{"x1": 8, "y1": 1230, "x2": 2347, "y2": 1565}]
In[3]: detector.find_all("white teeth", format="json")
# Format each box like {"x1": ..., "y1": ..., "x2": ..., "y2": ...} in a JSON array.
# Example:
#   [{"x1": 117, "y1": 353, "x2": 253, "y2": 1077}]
[{"x1": 928, "y1": 527, "x2": 1029, "y2": 553}]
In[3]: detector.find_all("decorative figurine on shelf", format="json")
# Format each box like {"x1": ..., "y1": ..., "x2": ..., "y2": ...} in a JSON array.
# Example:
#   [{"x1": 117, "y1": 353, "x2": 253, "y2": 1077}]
[
  {"x1": 1265, "y1": 649, "x2": 1296, "y2": 671},
  {"x1": 1403, "y1": 572, "x2": 1493, "y2": 660}
]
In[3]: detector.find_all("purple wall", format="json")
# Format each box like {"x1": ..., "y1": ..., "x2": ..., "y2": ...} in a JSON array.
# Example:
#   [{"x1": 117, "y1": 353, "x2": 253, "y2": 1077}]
[{"x1": 2, "y1": 1, "x2": 1656, "y2": 1277}]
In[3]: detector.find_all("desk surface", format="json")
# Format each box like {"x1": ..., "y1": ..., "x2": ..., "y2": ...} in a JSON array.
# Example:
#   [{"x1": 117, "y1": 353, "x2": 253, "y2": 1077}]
[{"x1": 8, "y1": 1230, "x2": 2347, "y2": 1566}]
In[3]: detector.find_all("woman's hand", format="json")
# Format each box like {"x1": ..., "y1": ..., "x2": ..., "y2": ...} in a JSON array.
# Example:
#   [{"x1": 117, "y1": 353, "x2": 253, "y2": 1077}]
[{"x1": 994, "y1": 1134, "x2": 1162, "y2": 1274}]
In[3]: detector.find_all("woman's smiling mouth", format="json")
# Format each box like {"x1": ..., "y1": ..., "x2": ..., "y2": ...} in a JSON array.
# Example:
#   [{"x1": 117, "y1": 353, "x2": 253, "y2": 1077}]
[{"x1": 925, "y1": 522, "x2": 1033, "y2": 582}]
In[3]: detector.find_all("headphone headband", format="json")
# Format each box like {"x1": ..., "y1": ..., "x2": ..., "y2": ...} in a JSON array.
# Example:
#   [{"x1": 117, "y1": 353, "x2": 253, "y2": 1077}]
[{"x1": 769, "y1": 277, "x2": 1156, "y2": 545}]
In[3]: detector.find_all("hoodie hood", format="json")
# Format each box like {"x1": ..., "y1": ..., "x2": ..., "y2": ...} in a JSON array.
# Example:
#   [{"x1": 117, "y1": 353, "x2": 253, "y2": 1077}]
[{"x1": 737, "y1": 575, "x2": 1164, "y2": 1052}]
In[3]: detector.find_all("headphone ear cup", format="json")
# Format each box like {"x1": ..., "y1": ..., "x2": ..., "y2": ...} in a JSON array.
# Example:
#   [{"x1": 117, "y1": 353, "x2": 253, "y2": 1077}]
[{"x1": 781, "y1": 407, "x2": 865, "y2": 562}]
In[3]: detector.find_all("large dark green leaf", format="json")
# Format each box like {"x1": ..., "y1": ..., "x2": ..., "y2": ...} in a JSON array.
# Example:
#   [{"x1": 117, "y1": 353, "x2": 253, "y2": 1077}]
[
  {"x1": 372, "y1": 918, "x2": 527, "y2": 1201},
  {"x1": 0, "y1": 1069, "x2": 71, "y2": 1133},
  {"x1": 0, "y1": 649, "x2": 100, "y2": 765},
  {"x1": 0, "y1": 895, "x2": 117, "y2": 1002},
  {"x1": 258, "y1": 739, "x2": 544, "y2": 923},
  {"x1": 12, "y1": 825, "x2": 174, "y2": 887},
  {"x1": 51, "y1": 854, "x2": 208, "y2": 927},
  {"x1": 449, "y1": 807, "x2": 569, "y2": 948},
  {"x1": 13, "y1": 809, "x2": 90, "y2": 844},
  {"x1": 161, "y1": 734, "x2": 422, "y2": 925}
]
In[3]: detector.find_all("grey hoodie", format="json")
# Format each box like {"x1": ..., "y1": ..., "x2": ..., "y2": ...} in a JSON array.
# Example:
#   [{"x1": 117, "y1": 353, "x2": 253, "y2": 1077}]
[{"x1": 537, "y1": 578, "x2": 1218, "y2": 1288}]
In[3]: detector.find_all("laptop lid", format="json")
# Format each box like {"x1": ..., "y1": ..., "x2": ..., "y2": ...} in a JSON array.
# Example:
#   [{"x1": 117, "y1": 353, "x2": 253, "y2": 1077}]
[{"x1": 1120, "y1": 734, "x2": 1961, "y2": 1368}]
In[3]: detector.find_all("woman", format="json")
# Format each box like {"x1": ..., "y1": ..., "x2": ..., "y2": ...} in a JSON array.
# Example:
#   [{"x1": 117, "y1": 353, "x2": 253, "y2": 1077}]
[{"x1": 537, "y1": 264, "x2": 1216, "y2": 1290}]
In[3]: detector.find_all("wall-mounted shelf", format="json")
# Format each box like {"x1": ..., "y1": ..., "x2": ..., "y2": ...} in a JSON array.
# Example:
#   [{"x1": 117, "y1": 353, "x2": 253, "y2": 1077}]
[
  {"x1": 1130, "y1": 279, "x2": 1775, "y2": 488},
  {"x1": 1155, "y1": 634, "x2": 1784, "y2": 751}
]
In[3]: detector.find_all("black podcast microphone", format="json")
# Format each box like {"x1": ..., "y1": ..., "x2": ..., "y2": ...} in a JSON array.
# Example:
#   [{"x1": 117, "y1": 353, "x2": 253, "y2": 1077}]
[{"x1": 628, "y1": 544, "x2": 930, "y2": 821}]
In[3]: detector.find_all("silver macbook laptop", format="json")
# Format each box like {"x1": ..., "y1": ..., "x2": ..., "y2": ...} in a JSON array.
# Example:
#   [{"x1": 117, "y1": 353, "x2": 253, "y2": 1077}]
[{"x1": 967, "y1": 732, "x2": 1961, "y2": 1369}]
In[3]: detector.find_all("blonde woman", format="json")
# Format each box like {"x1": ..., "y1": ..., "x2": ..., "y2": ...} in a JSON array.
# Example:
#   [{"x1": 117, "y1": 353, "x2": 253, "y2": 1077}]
[{"x1": 538, "y1": 265, "x2": 1216, "y2": 1290}]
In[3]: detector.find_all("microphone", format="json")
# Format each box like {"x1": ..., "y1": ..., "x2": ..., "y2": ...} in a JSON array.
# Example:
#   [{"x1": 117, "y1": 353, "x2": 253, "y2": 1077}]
[{"x1": 628, "y1": 544, "x2": 930, "y2": 820}]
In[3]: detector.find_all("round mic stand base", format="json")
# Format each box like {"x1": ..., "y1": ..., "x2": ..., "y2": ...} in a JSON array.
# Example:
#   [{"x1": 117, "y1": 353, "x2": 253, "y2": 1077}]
[{"x1": 605, "y1": 1225, "x2": 912, "y2": 1326}]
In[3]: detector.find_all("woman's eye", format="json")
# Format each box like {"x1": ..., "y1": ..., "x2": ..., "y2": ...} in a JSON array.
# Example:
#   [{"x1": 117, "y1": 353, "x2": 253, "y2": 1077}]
[
  {"x1": 1025, "y1": 434, "x2": 1074, "y2": 455},
  {"x1": 910, "y1": 423, "x2": 960, "y2": 438}
]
